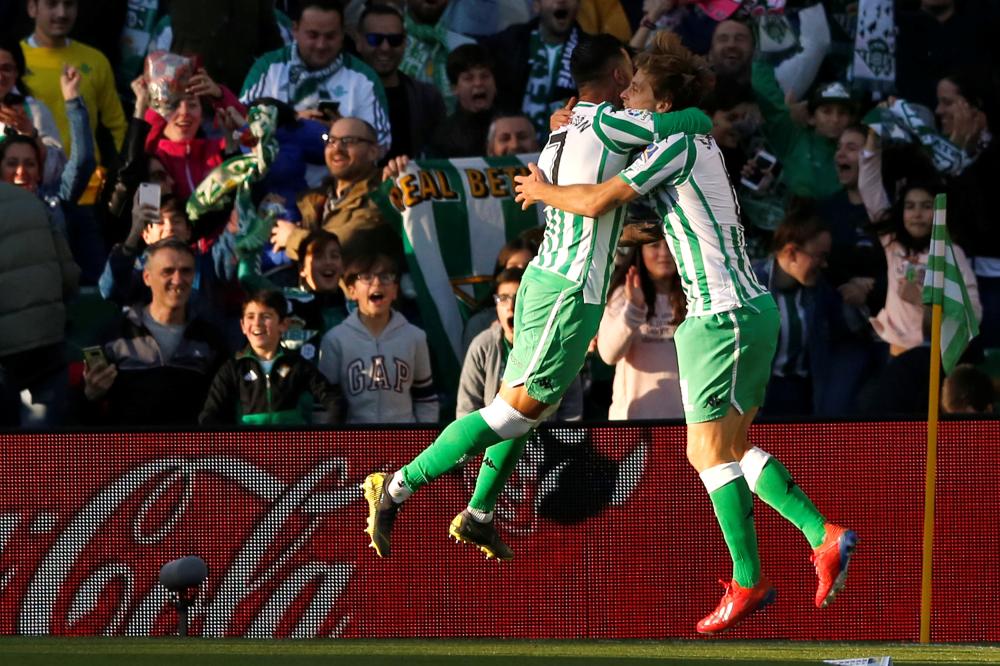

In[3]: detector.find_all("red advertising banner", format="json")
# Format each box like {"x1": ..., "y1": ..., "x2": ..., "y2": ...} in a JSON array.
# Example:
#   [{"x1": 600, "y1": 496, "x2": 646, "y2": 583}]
[{"x1": 0, "y1": 421, "x2": 996, "y2": 640}]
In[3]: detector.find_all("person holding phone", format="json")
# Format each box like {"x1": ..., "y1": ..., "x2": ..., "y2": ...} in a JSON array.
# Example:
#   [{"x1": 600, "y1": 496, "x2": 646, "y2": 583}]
[
  {"x1": 0, "y1": 38, "x2": 66, "y2": 190},
  {"x1": 239, "y1": 0, "x2": 392, "y2": 151}
]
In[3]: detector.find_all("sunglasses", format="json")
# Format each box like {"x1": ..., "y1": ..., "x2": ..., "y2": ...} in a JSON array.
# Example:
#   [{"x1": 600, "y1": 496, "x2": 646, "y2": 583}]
[{"x1": 365, "y1": 32, "x2": 405, "y2": 47}]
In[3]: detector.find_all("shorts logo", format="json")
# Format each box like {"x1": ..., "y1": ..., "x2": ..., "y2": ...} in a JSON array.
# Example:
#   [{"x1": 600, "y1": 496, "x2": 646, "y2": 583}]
[
  {"x1": 536, "y1": 378, "x2": 554, "y2": 390},
  {"x1": 706, "y1": 396, "x2": 723, "y2": 408}
]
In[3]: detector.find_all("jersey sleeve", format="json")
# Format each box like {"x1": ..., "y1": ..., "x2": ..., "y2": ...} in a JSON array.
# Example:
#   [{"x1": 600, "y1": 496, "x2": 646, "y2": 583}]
[
  {"x1": 618, "y1": 135, "x2": 692, "y2": 195},
  {"x1": 595, "y1": 107, "x2": 713, "y2": 153}
]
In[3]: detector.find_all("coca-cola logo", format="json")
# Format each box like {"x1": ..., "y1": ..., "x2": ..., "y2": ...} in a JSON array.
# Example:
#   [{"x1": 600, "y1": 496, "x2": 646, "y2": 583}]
[{"x1": 7, "y1": 456, "x2": 359, "y2": 637}]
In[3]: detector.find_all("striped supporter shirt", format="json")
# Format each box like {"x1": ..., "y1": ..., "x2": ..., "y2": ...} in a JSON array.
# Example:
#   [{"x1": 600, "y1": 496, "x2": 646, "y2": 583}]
[
  {"x1": 619, "y1": 133, "x2": 768, "y2": 317},
  {"x1": 531, "y1": 102, "x2": 697, "y2": 305}
]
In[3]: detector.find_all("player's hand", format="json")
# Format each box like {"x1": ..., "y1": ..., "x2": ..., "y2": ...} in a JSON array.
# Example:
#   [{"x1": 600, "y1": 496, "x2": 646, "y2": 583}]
[
  {"x1": 270, "y1": 219, "x2": 297, "y2": 252},
  {"x1": 83, "y1": 362, "x2": 117, "y2": 401},
  {"x1": 514, "y1": 163, "x2": 547, "y2": 211},
  {"x1": 624, "y1": 265, "x2": 644, "y2": 308},
  {"x1": 550, "y1": 96, "x2": 576, "y2": 131},
  {"x1": 382, "y1": 155, "x2": 410, "y2": 182}
]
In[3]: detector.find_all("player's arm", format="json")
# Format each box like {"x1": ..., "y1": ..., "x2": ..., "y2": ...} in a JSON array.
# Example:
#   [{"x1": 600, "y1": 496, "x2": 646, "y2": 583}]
[
  {"x1": 597, "y1": 106, "x2": 712, "y2": 151},
  {"x1": 514, "y1": 164, "x2": 638, "y2": 218}
]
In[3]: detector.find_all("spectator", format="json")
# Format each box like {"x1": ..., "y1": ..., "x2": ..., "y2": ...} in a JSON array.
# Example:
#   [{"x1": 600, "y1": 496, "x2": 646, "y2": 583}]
[
  {"x1": 942, "y1": 363, "x2": 995, "y2": 415},
  {"x1": 707, "y1": 8, "x2": 831, "y2": 99},
  {"x1": 166, "y1": 0, "x2": 283, "y2": 95},
  {"x1": 487, "y1": 112, "x2": 540, "y2": 157},
  {"x1": 0, "y1": 38, "x2": 66, "y2": 191},
  {"x1": 1, "y1": 66, "x2": 95, "y2": 247},
  {"x1": 21, "y1": 0, "x2": 126, "y2": 205},
  {"x1": 755, "y1": 78, "x2": 852, "y2": 200},
  {"x1": 199, "y1": 290, "x2": 342, "y2": 425},
  {"x1": 895, "y1": 0, "x2": 996, "y2": 110},
  {"x1": 97, "y1": 193, "x2": 236, "y2": 329},
  {"x1": 461, "y1": 235, "x2": 539, "y2": 352},
  {"x1": 426, "y1": 44, "x2": 497, "y2": 158},
  {"x1": 239, "y1": 229, "x2": 350, "y2": 364},
  {"x1": 81, "y1": 238, "x2": 228, "y2": 425},
  {"x1": 398, "y1": 0, "x2": 475, "y2": 113},
  {"x1": 0, "y1": 182, "x2": 79, "y2": 426},
  {"x1": 355, "y1": 3, "x2": 445, "y2": 160},
  {"x1": 864, "y1": 177, "x2": 981, "y2": 357},
  {"x1": 598, "y1": 237, "x2": 685, "y2": 420},
  {"x1": 458, "y1": 267, "x2": 583, "y2": 420},
  {"x1": 240, "y1": 0, "x2": 391, "y2": 151},
  {"x1": 481, "y1": 0, "x2": 590, "y2": 141},
  {"x1": 270, "y1": 116, "x2": 399, "y2": 263},
  {"x1": 754, "y1": 215, "x2": 846, "y2": 416},
  {"x1": 319, "y1": 252, "x2": 438, "y2": 423},
  {"x1": 144, "y1": 66, "x2": 246, "y2": 201}
]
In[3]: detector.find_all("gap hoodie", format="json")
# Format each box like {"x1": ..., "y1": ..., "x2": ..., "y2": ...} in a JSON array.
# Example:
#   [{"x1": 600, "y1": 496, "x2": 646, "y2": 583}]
[{"x1": 318, "y1": 310, "x2": 438, "y2": 424}]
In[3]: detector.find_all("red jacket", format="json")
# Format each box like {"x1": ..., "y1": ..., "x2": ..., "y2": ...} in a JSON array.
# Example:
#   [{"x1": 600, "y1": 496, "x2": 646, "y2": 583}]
[{"x1": 144, "y1": 86, "x2": 246, "y2": 200}]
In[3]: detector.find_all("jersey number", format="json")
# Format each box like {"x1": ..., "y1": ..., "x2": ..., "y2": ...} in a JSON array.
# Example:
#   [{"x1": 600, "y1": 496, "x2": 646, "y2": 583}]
[{"x1": 545, "y1": 132, "x2": 568, "y2": 185}]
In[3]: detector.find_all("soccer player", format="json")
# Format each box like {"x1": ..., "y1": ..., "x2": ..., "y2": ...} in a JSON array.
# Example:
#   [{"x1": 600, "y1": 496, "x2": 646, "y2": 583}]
[
  {"x1": 514, "y1": 32, "x2": 857, "y2": 635},
  {"x1": 362, "y1": 35, "x2": 712, "y2": 561}
]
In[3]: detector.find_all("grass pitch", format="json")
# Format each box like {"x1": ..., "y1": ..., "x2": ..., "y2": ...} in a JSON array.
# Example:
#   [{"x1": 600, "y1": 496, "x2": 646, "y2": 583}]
[{"x1": 2, "y1": 639, "x2": 1000, "y2": 666}]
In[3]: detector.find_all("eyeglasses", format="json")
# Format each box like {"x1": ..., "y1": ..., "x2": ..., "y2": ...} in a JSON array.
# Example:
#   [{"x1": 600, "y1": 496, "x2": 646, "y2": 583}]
[
  {"x1": 322, "y1": 134, "x2": 374, "y2": 148},
  {"x1": 365, "y1": 32, "x2": 405, "y2": 47},
  {"x1": 493, "y1": 294, "x2": 515, "y2": 305},
  {"x1": 352, "y1": 271, "x2": 397, "y2": 284}
]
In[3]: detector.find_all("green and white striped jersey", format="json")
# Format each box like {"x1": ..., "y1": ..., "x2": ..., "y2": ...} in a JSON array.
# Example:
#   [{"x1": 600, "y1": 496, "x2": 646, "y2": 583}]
[
  {"x1": 240, "y1": 46, "x2": 391, "y2": 149},
  {"x1": 620, "y1": 133, "x2": 767, "y2": 317},
  {"x1": 532, "y1": 102, "x2": 692, "y2": 305}
]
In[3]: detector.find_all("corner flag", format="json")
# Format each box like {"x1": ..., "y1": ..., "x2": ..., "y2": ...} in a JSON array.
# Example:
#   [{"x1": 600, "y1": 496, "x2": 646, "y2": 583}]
[{"x1": 921, "y1": 194, "x2": 979, "y2": 374}]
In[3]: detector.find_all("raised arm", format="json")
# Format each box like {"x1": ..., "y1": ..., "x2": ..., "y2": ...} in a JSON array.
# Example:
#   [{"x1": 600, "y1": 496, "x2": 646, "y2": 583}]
[{"x1": 514, "y1": 164, "x2": 638, "y2": 218}]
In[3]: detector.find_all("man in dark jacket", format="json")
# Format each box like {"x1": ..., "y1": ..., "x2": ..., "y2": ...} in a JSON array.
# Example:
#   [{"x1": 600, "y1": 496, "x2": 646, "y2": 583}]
[
  {"x1": 355, "y1": 3, "x2": 445, "y2": 160},
  {"x1": 82, "y1": 238, "x2": 227, "y2": 425},
  {"x1": 0, "y1": 183, "x2": 79, "y2": 426},
  {"x1": 480, "y1": 0, "x2": 589, "y2": 141}
]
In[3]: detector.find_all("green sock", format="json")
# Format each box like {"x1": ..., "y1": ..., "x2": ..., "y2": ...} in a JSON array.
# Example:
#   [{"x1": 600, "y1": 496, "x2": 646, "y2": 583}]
[
  {"x1": 468, "y1": 434, "x2": 529, "y2": 513},
  {"x1": 401, "y1": 411, "x2": 505, "y2": 492},
  {"x1": 707, "y1": 474, "x2": 761, "y2": 588},
  {"x1": 753, "y1": 458, "x2": 826, "y2": 548}
]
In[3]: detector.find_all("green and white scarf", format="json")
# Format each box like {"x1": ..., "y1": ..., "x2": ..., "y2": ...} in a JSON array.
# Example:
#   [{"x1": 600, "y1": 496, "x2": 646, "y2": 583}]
[
  {"x1": 521, "y1": 30, "x2": 564, "y2": 139},
  {"x1": 851, "y1": 0, "x2": 895, "y2": 94},
  {"x1": 400, "y1": 15, "x2": 455, "y2": 112},
  {"x1": 863, "y1": 100, "x2": 974, "y2": 176},
  {"x1": 187, "y1": 104, "x2": 279, "y2": 221}
]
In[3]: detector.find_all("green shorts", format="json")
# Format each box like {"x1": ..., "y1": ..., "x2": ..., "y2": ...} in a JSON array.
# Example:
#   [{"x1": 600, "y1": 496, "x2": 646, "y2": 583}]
[
  {"x1": 502, "y1": 266, "x2": 604, "y2": 405},
  {"x1": 674, "y1": 293, "x2": 779, "y2": 424}
]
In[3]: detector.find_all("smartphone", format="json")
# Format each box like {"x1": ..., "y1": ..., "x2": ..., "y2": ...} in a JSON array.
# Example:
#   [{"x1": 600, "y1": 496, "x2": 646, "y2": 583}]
[
  {"x1": 740, "y1": 150, "x2": 779, "y2": 191},
  {"x1": 137, "y1": 182, "x2": 161, "y2": 213},
  {"x1": 2, "y1": 92, "x2": 25, "y2": 106},
  {"x1": 317, "y1": 101, "x2": 340, "y2": 121},
  {"x1": 82, "y1": 345, "x2": 108, "y2": 370}
]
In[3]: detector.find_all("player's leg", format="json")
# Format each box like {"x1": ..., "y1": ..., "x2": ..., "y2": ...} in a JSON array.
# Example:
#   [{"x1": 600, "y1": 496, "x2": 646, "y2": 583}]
[
  {"x1": 363, "y1": 384, "x2": 546, "y2": 558},
  {"x1": 732, "y1": 306, "x2": 857, "y2": 608}
]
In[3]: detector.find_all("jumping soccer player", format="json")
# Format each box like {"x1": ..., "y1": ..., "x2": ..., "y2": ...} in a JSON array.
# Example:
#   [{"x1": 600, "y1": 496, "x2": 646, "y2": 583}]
[
  {"x1": 362, "y1": 35, "x2": 711, "y2": 561},
  {"x1": 514, "y1": 32, "x2": 856, "y2": 635}
]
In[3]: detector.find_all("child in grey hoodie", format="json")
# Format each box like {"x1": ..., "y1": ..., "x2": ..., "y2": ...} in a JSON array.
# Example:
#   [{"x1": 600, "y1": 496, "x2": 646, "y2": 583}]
[{"x1": 318, "y1": 252, "x2": 439, "y2": 423}]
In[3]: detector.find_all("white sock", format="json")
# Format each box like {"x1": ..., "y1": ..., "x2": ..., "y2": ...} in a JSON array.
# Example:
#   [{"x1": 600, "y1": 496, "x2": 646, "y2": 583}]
[
  {"x1": 386, "y1": 471, "x2": 412, "y2": 504},
  {"x1": 466, "y1": 507, "x2": 493, "y2": 523}
]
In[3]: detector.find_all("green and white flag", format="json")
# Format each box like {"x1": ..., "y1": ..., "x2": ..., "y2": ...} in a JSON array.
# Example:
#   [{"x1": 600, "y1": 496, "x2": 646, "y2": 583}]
[
  {"x1": 373, "y1": 154, "x2": 543, "y2": 390},
  {"x1": 922, "y1": 194, "x2": 979, "y2": 374}
]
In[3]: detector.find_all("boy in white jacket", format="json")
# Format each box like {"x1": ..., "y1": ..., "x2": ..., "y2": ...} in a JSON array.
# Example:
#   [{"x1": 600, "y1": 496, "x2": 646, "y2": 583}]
[{"x1": 319, "y1": 253, "x2": 438, "y2": 424}]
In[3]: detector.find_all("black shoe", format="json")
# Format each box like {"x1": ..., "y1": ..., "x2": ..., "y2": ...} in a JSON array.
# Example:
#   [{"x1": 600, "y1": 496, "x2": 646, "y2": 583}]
[
  {"x1": 362, "y1": 472, "x2": 400, "y2": 558},
  {"x1": 448, "y1": 510, "x2": 514, "y2": 561}
]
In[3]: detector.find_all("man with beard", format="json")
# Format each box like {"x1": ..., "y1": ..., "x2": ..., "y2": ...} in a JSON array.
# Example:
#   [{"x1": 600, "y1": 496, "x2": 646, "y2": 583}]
[
  {"x1": 354, "y1": 3, "x2": 445, "y2": 160},
  {"x1": 481, "y1": 0, "x2": 590, "y2": 142},
  {"x1": 398, "y1": 0, "x2": 475, "y2": 113},
  {"x1": 269, "y1": 116, "x2": 399, "y2": 263},
  {"x1": 240, "y1": 0, "x2": 391, "y2": 150}
]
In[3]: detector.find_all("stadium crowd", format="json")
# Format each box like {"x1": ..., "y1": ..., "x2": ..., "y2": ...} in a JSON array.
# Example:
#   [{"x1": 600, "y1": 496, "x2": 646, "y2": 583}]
[{"x1": 1, "y1": 0, "x2": 999, "y2": 427}]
